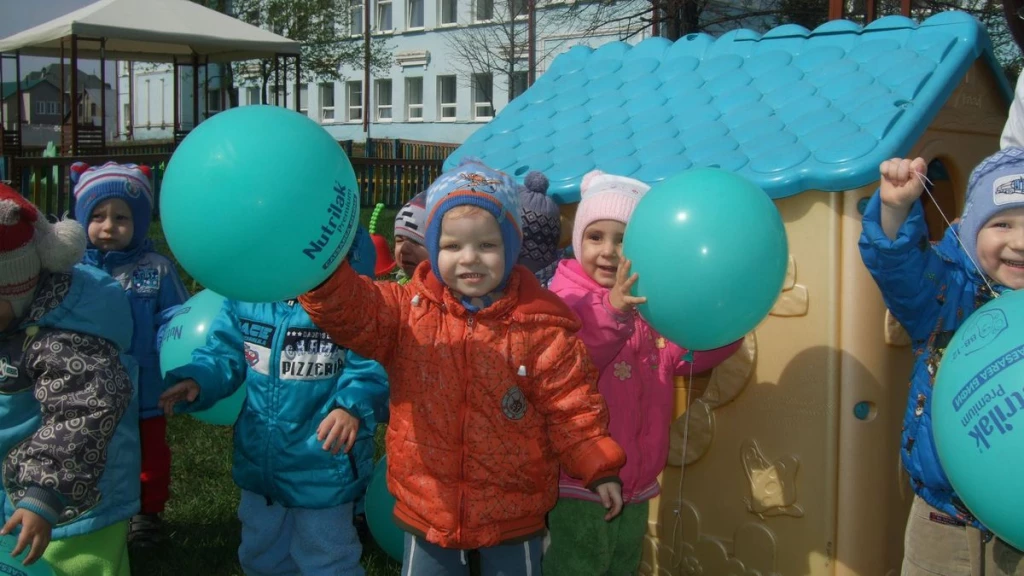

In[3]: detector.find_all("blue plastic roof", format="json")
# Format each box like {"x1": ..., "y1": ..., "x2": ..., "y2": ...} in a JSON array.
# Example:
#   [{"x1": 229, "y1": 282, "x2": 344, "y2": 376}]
[{"x1": 443, "y1": 11, "x2": 1013, "y2": 203}]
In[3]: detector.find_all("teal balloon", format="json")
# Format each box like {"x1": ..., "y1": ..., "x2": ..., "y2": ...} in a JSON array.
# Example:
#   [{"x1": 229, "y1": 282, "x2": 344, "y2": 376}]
[
  {"x1": 160, "y1": 105, "x2": 360, "y2": 302},
  {"x1": 160, "y1": 290, "x2": 245, "y2": 426},
  {"x1": 0, "y1": 536, "x2": 54, "y2": 576},
  {"x1": 365, "y1": 456, "x2": 404, "y2": 561},
  {"x1": 623, "y1": 168, "x2": 788, "y2": 351},
  {"x1": 933, "y1": 289, "x2": 1024, "y2": 550}
]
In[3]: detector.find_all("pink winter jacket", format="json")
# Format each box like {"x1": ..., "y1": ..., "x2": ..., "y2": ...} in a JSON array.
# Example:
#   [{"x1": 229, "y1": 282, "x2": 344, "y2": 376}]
[{"x1": 549, "y1": 259, "x2": 742, "y2": 503}]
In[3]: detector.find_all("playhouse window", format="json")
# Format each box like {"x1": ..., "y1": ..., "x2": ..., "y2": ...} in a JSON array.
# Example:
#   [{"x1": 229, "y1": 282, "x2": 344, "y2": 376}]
[{"x1": 919, "y1": 158, "x2": 956, "y2": 242}]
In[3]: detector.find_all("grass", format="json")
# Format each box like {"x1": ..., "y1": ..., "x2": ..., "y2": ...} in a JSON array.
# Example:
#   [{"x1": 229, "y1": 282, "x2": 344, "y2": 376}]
[{"x1": 131, "y1": 208, "x2": 402, "y2": 575}]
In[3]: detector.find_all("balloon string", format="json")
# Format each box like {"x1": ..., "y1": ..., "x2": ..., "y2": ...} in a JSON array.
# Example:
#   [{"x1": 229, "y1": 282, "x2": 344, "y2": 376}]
[
  {"x1": 912, "y1": 171, "x2": 997, "y2": 297},
  {"x1": 671, "y1": 359, "x2": 695, "y2": 570}
]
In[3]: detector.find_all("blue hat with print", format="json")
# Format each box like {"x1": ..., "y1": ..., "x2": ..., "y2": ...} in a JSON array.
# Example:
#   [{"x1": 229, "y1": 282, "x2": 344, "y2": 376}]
[
  {"x1": 424, "y1": 157, "x2": 522, "y2": 285},
  {"x1": 71, "y1": 161, "x2": 154, "y2": 250},
  {"x1": 960, "y1": 147, "x2": 1024, "y2": 263}
]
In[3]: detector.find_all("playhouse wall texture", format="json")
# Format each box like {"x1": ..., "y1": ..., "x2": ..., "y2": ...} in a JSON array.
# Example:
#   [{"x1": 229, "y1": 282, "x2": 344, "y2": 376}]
[{"x1": 611, "y1": 59, "x2": 1008, "y2": 576}]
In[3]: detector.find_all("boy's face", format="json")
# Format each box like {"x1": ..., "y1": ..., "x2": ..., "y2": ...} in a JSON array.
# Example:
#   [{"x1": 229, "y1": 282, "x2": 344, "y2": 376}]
[
  {"x1": 437, "y1": 210, "x2": 505, "y2": 297},
  {"x1": 580, "y1": 219, "x2": 625, "y2": 289},
  {"x1": 977, "y1": 206, "x2": 1024, "y2": 289},
  {"x1": 394, "y1": 235, "x2": 428, "y2": 277},
  {"x1": 88, "y1": 198, "x2": 134, "y2": 252}
]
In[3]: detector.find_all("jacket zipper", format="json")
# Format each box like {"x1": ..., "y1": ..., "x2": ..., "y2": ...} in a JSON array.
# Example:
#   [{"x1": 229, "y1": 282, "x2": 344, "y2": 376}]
[
  {"x1": 458, "y1": 314, "x2": 475, "y2": 542},
  {"x1": 263, "y1": 304, "x2": 287, "y2": 502}
]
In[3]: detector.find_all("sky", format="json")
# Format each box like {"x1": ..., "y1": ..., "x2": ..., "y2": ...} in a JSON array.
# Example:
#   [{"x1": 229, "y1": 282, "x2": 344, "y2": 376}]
[{"x1": 0, "y1": 0, "x2": 114, "y2": 82}]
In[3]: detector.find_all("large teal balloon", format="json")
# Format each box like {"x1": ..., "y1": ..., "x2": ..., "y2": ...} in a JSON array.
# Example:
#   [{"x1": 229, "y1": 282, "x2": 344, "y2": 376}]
[
  {"x1": 160, "y1": 290, "x2": 245, "y2": 426},
  {"x1": 933, "y1": 289, "x2": 1024, "y2": 550},
  {"x1": 623, "y1": 168, "x2": 788, "y2": 351},
  {"x1": 160, "y1": 105, "x2": 360, "y2": 302},
  {"x1": 364, "y1": 456, "x2": 404, "y2": 561},
  {"x1": 0, "y1": 536, "x2": 54, "y2": 576}
]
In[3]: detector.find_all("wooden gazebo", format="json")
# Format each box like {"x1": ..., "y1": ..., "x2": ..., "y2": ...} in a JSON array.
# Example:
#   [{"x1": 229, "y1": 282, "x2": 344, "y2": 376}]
[{"x1": 0, "y1": 0, "x2": 301, "y2": 156}]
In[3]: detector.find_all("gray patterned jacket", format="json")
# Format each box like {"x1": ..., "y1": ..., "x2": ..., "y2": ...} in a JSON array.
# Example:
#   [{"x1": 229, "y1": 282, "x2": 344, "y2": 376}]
[{"x1": 1, "y1": 265, "x2": 139, "y2": 538}]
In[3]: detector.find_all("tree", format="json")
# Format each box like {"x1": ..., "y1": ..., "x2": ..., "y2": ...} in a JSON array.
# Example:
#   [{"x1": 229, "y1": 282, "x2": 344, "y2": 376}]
[
  {"x1": 195, "y1": 0, "x2": 393, "y2": 105},
  {"x1": 445, "y1": 0, "x2": 543, "y2": 105}
]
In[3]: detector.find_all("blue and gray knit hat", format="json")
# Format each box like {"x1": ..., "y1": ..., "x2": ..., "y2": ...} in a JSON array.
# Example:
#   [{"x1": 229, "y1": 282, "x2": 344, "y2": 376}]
[{"x1": 424, "y1": 157, "x2": 522, "y2": 284}]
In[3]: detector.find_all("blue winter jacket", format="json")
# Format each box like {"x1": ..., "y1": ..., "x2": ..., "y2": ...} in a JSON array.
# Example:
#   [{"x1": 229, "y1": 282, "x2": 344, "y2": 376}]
[
  {"x1": 83, "y1": 239, "x2": 189, "y2": 419},
  {"x1": 165, "y1": 226, "x2": 388, "y2": 509},
  {"x1": 166, "y1": 300, "x2": 389, "y2": 509},
  {"x1": 1, "y1": 265, "x2": 140, "y2": 539},
  {"x1": 859, "y1": 192, "x2": 1004, "y2": 529}
]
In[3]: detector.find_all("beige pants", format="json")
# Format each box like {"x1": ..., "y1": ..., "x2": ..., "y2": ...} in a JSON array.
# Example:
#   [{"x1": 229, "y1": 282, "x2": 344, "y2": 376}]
[{"x1": 903, "y1": 496, "x2": 1024, "y2": 576}]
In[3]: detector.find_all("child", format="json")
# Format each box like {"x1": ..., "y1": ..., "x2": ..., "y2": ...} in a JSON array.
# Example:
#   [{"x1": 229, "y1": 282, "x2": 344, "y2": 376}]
[
  {"x1": 392, "y1": 191, "x2": 429, "y2": 284},
  {"x1": 860, "y1": 149, "x2": 1024, "y2": 574},
  {"x1": 298, "y1": 158, "x2": 626, "y2": 575},
  {"x1": 517, "y1": 170, "x2": 561, "y2": 286},
  {"x1": 71, "y1": 161, "x2": 189, "y2": 545},
  {"x1": 0, "y1": 184, "x2": 139, "y2": 575},
  {"x1": 543, "y1": 170, "x2": 741, "y2": 575},
  {"x1": 157, "y1": 226, "x2": 388, "y2": 576}
]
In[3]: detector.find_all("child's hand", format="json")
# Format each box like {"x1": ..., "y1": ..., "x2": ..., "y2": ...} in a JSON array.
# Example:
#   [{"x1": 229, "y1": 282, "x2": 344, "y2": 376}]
[
  {"x1": 318, "y1": 408, "x2": 360, "y2": 454},
  {"x1": 608, "y1": 259, "x2": 647, "y2": 313},
  {"x1": 0, "y1": 508, "x2": 52, "y2": 565},
  {"x1": 596, "y1": 482, "x2": 623, "y2": 521},
  {"x1": 879, "y1": 157, "x2": 927, "y2": 208},
  {"x1": 158, "y1": 379, "x2": 200, "y2": 416}
]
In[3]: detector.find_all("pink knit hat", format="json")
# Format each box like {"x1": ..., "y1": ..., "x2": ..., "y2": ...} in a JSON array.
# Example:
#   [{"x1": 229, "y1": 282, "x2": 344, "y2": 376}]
[{"x1": 572, "y1": 170, "x2": 649, "y2": 261}]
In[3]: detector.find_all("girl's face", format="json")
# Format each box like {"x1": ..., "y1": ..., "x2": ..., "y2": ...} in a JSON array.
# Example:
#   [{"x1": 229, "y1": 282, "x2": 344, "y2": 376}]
[{"x1": 579, "y1": 219, "x2": 625, "y2": 288}]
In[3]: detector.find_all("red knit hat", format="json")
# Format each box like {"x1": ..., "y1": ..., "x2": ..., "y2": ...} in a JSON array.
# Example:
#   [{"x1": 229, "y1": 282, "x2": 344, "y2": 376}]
[{"x1": 0, "y1": 183, "x2": 87, "y2": 315}]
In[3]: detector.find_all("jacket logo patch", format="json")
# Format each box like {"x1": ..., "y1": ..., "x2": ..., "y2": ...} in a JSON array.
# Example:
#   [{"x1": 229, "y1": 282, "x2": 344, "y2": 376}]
[
  {"x1": 132, "y1": 268, "x2": 161, "y2": 295},
  {"x1": 280, "y1": 329, "x2": 344, "y2": 381},
  {"x1": 239, "y1": 318, "x2": 276, "y2": 376},
  {"x1": 501, "y1": 386, "x2": 527, "y2": 420},
  {"x1": 0, "y1": 356, "x2": 18, "y2": 381}
]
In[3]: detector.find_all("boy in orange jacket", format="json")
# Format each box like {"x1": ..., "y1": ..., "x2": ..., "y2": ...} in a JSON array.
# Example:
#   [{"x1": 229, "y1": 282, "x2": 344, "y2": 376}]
[{"x1": 300, "y1": 158, "x2": 624, "y2": 575}]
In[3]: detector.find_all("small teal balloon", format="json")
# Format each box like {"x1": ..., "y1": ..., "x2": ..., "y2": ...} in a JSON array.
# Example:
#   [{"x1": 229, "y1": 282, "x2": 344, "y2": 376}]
[
  {"x1": 160, "y1": 105, "x2": 360, "y2": 302},
  {"x1": 623, "y1": 168, "x2": 788, "y2": 351},
  {"x1": 364, "y1": 456, "x2": 404, "y2": 561},
  {"x1": 0, "y1": 535, "x2": 54, "y2": 576},
  {"x1": 160, "y1": 290, "x2": 245, "y2": 426},
  {"x1": 933, "y1": 289, "x2": 1024, "y2": 550}
]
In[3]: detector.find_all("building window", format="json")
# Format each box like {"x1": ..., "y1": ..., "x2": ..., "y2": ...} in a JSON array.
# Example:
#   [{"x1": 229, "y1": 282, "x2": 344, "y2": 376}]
[
  {"x1": 406, "y1": 77, "x2": 423, "y2": 121},
  {"x1": 376, "y1": 79, "x2": 392, "y2": 121},
  {"x1": 439, "y1": 0, "x2": 457, "y2": 24},
  {"x1": 208, "y1": 88, "x2": 222, "y2": 112},
  {"x1": 320, "y1": 83, "x2": 335, "y2": 121},
  {"x1": 408, "y1": 0, "x2": 424, "y2": 28},
  {"x1": 270, "y1": 85, "x2": 287, "y2": 106},
  {"x1": 350, "y1": 0, "x2": 363, "y2": 34},
  {"x1": 347, "y1": 81, "x2": 363, "y2": 122},
  {"x1": 91, "y1": 103, "x2": 98, "y2": 117},
  {"x1": 438, "y1": 75, "x2": 456, "y2": 121},
  {"x1": 511, "y1": 71, "x2": 528, "y2": 100},
  {"x1": 122, "y1": 102, "x2": 130, "y2": 126},
  {"x1": 475, "y1": 0, "x2": 492, "y2": 21},
  {"x1": 472, "y1": 73, "x2": 493, "y2": 120},
  {"x1": 247, "y1": 86, "x2": 260, "y2": 105},
  {"x1": 376, "y1": 0, "x2": 392, "y2": 31},
  {"x1": 48, "y1": 101, "x2": 58, "y2": 114},
  {"x1": 299, "y1": 84, "x2": 309, "y2": 116},
  {"x1": 36, "y1": 101, "x2": 46, "y2": 115},
  {"x1": 512, "y1": 0, "x2": 526, "y2": 17}
]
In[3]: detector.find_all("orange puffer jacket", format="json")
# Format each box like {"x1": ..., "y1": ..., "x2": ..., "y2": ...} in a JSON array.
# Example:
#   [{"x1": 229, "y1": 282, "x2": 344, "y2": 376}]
[{"x1": 300, "y1": 261, "x2": 625, "y2": 549}]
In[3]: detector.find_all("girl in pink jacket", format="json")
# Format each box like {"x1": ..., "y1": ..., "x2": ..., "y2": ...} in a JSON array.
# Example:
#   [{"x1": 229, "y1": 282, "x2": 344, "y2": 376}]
[{"x1": 543, "y1": 170, "x2": 741, "y2": 575}]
